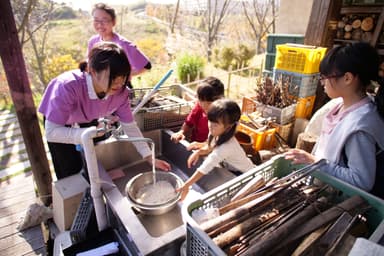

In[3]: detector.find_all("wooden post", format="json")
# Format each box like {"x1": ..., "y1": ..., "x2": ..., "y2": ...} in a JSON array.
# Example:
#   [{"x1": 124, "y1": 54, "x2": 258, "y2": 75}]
[
  {"x1": 227, "y1": 65, "x2": 232, "y2": 97},
  {"x1": 304, "y1": 0, "x2": 343, "y2": 114},
  {"x1": 0, "y1": 0, "x2": 52, "y2": 205}
]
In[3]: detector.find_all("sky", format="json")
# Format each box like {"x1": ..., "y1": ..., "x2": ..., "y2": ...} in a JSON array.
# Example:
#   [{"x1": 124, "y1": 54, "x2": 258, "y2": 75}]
[{"x1": 53, "y1": 0, "x2": 177, "y2": 12}]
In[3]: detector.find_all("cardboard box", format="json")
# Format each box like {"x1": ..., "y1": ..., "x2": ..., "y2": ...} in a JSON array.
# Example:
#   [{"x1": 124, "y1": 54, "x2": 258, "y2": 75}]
[{"x1": 52, "y1": 173, "x2": 89, "y2": 232}]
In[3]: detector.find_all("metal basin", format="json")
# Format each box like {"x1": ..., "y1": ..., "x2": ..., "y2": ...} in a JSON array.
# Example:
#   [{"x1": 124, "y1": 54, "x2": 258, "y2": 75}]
[{"x1": 125, "y1": 171, "x2": 183, "y2": 215}]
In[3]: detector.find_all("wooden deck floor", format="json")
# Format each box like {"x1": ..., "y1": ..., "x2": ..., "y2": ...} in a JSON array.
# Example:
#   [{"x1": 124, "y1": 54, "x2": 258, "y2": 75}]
[
  {"x1": 0, "y1": 110, "x2": 46, "y2": 255},
  {"x1": 0, "y1": 172, "x2": 46, "y2": 255}
]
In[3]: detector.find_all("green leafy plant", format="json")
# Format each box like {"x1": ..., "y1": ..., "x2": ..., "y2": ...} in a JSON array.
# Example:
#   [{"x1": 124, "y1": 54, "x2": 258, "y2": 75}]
[
  {"x1": 176, "y1": 53, "x2": 205, "y2": 83},
  {"x1": 213, "y1": 44, "x2": 256, "y2": 71}
]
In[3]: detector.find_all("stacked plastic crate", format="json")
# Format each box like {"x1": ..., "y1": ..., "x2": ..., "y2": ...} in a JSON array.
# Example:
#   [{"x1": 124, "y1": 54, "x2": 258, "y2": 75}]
[
  {"x1": 273, "y1": 44, "x2": 327, "y2": 119},
  {"x1": 264, "y1": 34, "x2": 304, "y2": 75}
]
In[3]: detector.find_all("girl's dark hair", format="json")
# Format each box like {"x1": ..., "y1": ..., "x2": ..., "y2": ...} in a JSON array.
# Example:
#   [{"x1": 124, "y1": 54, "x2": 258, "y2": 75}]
[
  {"x1": 92, "y1": 3, "x2": 116, "y2": 21},
  {"x1": 207, "y1": 99, "x2": 241, "y2": 147},
  {"x1": 197, "y1": 76, "x2": 225, "y2": 102},
  {"x1": 88, "y1": 42, "x2": 131, "y2": 91},
  {"x1": 320, "y1": 42, "x2": 384, "y2": 118},
  {"x1": 78, "y1": 60, "x2": 88, "y2": 72}
]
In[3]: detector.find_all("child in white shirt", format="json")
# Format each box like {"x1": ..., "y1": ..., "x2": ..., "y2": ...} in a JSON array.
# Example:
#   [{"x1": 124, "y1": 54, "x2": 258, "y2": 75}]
[{"x1": 177, "y1": 99, "x2": 255, "y2": 200}]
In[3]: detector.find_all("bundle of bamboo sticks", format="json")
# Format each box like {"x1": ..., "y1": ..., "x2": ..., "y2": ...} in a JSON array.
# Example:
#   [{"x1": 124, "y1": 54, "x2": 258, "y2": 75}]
[{"x1": 194, "y1": 161, "x2": 370, "y2": 256}]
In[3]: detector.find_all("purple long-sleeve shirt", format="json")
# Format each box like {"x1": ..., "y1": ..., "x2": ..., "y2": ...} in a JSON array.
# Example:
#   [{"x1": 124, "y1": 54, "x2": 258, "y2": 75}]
[
  {"x1": 38, "y1": 69, "x2": 134, "y2": 125},
  {"x1": 87, "y1": 33, "x2": 149, "y2": 74}
]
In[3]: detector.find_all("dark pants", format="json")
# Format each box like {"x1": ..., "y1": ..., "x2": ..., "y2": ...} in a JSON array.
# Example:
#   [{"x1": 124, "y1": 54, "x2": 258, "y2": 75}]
[
  {"x1": 47, "y1": 141, "x2": 84, "y2": 179},
  {"x1": 45, "y1": 118, "x2": 102, "y2": 180}
]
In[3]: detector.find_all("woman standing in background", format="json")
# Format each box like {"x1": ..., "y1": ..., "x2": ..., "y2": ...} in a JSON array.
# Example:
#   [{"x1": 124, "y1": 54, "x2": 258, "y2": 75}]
[{"x1": 88, "y1": 2, "x2": 151, "y2": 79}]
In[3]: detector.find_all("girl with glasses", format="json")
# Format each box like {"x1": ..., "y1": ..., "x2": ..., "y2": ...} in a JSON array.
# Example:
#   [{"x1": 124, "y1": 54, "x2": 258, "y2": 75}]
[{"x1": 285, "y1": 42, "x2": 384, "y2": 198}]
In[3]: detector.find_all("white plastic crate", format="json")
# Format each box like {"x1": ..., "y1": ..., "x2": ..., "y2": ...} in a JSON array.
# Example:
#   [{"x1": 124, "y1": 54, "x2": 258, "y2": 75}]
[{"x1": 256, "y1": 102, "x2": 296, "y2": 125}]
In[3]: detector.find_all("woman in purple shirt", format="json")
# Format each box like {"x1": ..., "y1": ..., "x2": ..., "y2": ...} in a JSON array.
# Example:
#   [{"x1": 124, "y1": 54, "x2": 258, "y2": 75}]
[
  {"x1": 39, "y1": 42, "x2": 170, "y2": 179},
  {"x1": 88, "y1": 3, "x2": 151, "y2": 79}
]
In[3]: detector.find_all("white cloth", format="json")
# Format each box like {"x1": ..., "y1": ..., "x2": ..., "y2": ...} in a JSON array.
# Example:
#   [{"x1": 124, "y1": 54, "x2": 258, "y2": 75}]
[
  {"x1": 76, "y1": 242, "x2": 119, "y2": 256},
  {"x1": 198, "y1": 137, "x2": 255, "y2": 175}
]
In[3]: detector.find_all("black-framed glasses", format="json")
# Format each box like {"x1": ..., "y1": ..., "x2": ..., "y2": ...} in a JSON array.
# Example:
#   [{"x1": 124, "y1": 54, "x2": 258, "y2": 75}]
[
  {"x1": 93, "y1": 19, "x2": 112, "y2": 25},
  {"x1": 319, "y1": 73, "x2": 344, "y2": 82}
]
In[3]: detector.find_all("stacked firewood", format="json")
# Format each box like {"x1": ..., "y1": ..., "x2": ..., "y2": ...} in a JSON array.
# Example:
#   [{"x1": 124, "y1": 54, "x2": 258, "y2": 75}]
[
  {"x1": 255, "y1": 76, "x2": 297, "y2": 109},
  {"x1": 193, "y1": 162, "x2": 370, "y2": 256},
  {"x1": 336, "y1": 14, "x2": 376, "y2": 42}
]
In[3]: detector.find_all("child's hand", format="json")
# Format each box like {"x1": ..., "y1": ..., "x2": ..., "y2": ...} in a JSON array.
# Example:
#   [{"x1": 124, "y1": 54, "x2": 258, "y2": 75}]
[
  {"x1": 187, "y1": 141, "x2": 204, "y2": 151},
  {"x1": 170, "y1": 131, "x2": 185, "y2": 143},
  {"x1": 145, "y1": 156, "x2": 171, "y2": 171},
  {"x1": 176, "y1": 184, "x2": 189, "y2": 201},
  {"x1": 284, "y1": 149, "x2": 316, "y2": 165},
  {"x1": 187, "y1": 151, "x2": 200, "y2": 168}
]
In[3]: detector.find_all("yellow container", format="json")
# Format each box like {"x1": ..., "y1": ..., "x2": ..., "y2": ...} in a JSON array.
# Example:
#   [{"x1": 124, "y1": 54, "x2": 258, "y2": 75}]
[
  {"x1": 237, "y1": 123, "x2": 276, "y2": 151},
  {"x1": 275, "y1": 44, "x2": 327, "y2": 74},
  {"x1": 295, "y1": 95, "x2": 316, "y2": 119}
]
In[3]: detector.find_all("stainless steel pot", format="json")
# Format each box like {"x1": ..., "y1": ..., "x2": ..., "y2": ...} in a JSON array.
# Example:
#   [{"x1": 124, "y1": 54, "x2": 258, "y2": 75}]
[{"x1": 125, "y1": 171, "x2": 183, "y2": 215}]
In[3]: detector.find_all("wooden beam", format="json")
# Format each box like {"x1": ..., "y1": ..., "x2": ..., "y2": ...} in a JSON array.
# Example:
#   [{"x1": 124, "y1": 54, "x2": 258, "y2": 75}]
[
  {"x1": 304, "y1": 0, "x2": 344, "y2": 115},
  {"x1": 305, "y1": 0, "x2": 343, "y2": 48},
  {"x1": 0, "y1": 0, "x2": 52, "y2": 205}
]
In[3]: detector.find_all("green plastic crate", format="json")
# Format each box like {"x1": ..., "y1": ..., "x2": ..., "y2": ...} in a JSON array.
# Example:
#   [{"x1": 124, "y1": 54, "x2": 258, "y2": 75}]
[
  {"x1": 266, "y1": 34, "x2": 305, "y2": 54},
  {"x1": 264, "y1": 52, "x2": 276, "y2": 72},
  {"x1": 185, "y1": 156, "x2": 384, "y2": 256}
]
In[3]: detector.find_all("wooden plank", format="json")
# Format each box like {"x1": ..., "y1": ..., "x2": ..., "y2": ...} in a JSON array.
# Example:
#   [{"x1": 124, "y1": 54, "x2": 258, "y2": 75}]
[
  {"x1": 0, "y1": 225, "x2": 43, "y2": 250},
  {"x1": 0, "y1": 222, "x2": 20, "y2": 238},
  {"x1": 0, "y1": 211, "x2": 25, "y2": 227},
  {"x1": 0, "y1": 179, "x2": 34, "y2": 198},
  {"x1": 0, "y1": 190, "x2": 37, "y2": 210},
  {"x1": 0, "y1": 175, "x2": 34, "y2": 191},
  {"x1": 0, "y1": 234, "x2": 45, "y2": 256},
  {"x1": 0, "y1": 172, "x2": 34, "y2": 189},
  {"x1": 23, "y1": 247, "x2": 46, "y2": 256},
  {"x1": 340, "y1": 6, "x2": 383, "y2": 14}
]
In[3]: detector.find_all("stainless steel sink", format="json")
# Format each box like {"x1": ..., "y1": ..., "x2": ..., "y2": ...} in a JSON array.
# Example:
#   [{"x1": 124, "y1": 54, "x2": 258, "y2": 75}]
[{"x1": 94, "y1": 129, "x2": 237, "y2": 255}]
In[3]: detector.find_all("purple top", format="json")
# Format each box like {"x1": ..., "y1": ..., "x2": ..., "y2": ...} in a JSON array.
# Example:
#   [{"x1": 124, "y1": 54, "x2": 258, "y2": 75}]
[
  {"x1": 38, "y1": 69, "x2": 134, "y2": 125},
  {"x1": 87, "y1": 33, "x2": 149, "y2": 73}
]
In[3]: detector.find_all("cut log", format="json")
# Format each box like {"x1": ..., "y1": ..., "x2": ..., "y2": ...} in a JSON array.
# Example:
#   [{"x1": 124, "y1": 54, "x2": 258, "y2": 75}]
[
  {"x1": 361, "y1": 17, "x2": 374, "y2": 31},
  {"x1": 352, "y1": 19, "x2": 361, "y2": 29},
  {"x1": 344, "y1": 24, "x2": 353, "y2": 32},
  {"x1": 295, "y1": 132, "x2": 317, "y2": 153}
]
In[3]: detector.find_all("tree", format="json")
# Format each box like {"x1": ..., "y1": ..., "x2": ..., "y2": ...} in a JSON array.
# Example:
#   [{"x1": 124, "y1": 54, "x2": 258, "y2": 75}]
[
  {"x1": 204, "y1": 0, "x2": 233, "y2": 61},
  {"x1": 242, "y1": 0, "x2": 279, "y2": 54},
  {"x1": 12, "y1": 0, "x2": 55, "y2": 90},
  {"x1": 170, "y1": 0, "x2": 180, "y2": 33}
]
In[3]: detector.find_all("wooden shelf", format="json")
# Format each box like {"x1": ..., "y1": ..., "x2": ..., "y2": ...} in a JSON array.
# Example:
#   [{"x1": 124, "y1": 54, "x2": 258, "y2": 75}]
[
  {"x1": 335, "y1": 6, "x2": 384, "y2": 48},
  {"x1": 333, "y1": 39, "x2": 362, "y2": 44},
  {"x1": 340, "y1": 6, "x2": 383, "y2": 14}
]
